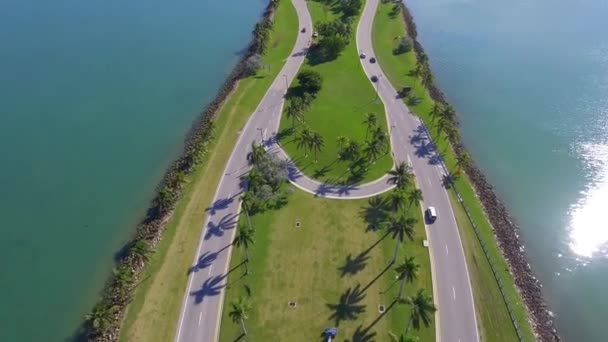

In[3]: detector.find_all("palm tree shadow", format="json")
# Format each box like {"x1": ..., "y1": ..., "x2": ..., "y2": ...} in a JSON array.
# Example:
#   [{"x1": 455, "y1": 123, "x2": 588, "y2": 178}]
[
  {"x1": 327, "y1": 285, "x2": 366, "y2": 326},
  {"x1": 348, "y1": 325, "x2": 377, "y2": 342},
  {"x1": 359, "y1": 197, "x2": 389, "y2": 232},
  {"x1": 204, "y1": 213, "x2": 238, "y2": 240},
  {"x1": 190, "y1": 274, "x2": 226, "y2": 304},
  {"x1": 338, "y1": 252, "x2": 370, "y2": 277}
]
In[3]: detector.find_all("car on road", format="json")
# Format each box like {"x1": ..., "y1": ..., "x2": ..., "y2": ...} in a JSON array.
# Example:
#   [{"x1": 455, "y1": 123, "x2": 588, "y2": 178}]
[
  {"x1": 426, "y1": 206, "x2": 437, "y2": 223},
  {"x1": 369, "y1": 57, "x2": 376, "y2": 63},
  {"x1": 371, "y1": 75, "x2": 379, "y2": 82},
  {"x1": 360, "y1": 52, "x2": 366, "y2": 59}
]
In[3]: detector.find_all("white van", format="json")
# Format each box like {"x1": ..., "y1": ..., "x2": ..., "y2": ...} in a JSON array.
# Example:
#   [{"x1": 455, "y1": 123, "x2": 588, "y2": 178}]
[{"x1": 426, "y1": 206, "x2": 437, "y2": 223}]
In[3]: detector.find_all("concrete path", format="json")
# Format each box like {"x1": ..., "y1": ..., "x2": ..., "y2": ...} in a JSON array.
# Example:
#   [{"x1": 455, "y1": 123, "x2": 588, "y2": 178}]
[{"x1": 175, "y1": 0, "x2": 480, "y2": 340}]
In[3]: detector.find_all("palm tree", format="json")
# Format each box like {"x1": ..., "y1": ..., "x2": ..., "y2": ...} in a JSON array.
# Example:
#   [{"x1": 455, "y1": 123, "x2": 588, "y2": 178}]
[
  {"x1": 387, "y1": 189, "x2": 407, "y2": 214},
  {"x1": 420, "y1": 67, "x2": 434, "y2": 88},
  {"x1": 363, "y1": 113, "x2": 378, "y2": 140},
  {"x1": 407, "y1": 188, "x2": 423, "y2": 209},
  {"x1": 400, "y1": 289, "x2": 437, "y2": 333},
  {"x1": 372, "y1": 127, "x2": 389, "y2": 153},
  {"x1": 343, "y1": 141, "x2": 361, "y2": 161},
  {"x1": 229, "y1": 297, "x2": 251, "y2": 336},
  {"x1": 456, "y1": 151, "x2": 472, "y2": 173},
  {"x1": 429, "y1": 103, "x2": 442, "y2": 122},
  {"x1": 156, "y1": 186, "x2": 175, "y2": 213},
  {"x1": 296, "y1": 127, "x2": 313, "y2": 157},
  {"x1": 364, "y1": 141, "x2": 381, "y2": 164},
  {"x1": 336, "y1": 135, "x2": 349, "y2": 150},
  {"x1": 387, "y1": 215, "x2": 417, "y2": 263},
  {"x1": 395, "y1": 256, "x2": 420, "y2": 299},
  {"x1": 389, "y1": 332, "x2": 419, "y2": 342},
  {"x1": 436, "y1": 116, "x2": 451, "y2": 137},
  {"x1": 233, "y1": 225, "x2": 255, "y2": 274},
  {"x1": 112, "y1": 266, "x2": 134, "y2": 292},
  {"x1": 248, "y1": 142, "x2": 266, "y2": 165},
  {"x1": 441, "y1": 104, "x2": 457, "y2": 123},
  {"x1": 388, "y1": 162, "x2": 413, "y2": 189},
  {"x1": 130, "y1": 240, "x2": 151, "y2": 267},
  {"x1": 85, "y1": 303, "x2": 118, "y2": 332},
  {"x1": 286, "y1": 98, "x2": 305, "y2": 128},
  {"x1": 241, "y1": 191, "x2": 256, "y2": 229},
  {"x1": 311, "y1": 131, "x2": 325, "y2": 162}
]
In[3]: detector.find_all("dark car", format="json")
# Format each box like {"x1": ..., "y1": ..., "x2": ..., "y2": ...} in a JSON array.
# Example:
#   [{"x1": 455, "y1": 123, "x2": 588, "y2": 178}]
[
  {"x1": 371, "y1": 75, "x2": 379, "y2": 82},
  {"x1": 370, "y1": 57, "x2": 376, "y2": 63},
  {"x1": 425, "y1": 206, "x2": 437, "y2": 223}
]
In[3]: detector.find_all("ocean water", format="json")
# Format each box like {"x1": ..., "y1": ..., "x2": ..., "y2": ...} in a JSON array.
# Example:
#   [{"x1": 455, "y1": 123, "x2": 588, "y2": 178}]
[
  {"x1": 0, "y1": 0, "x2": 266, "y2": 340},
  {"x1": 407, "y1": 0, "x2": 608, "y2": 340}
]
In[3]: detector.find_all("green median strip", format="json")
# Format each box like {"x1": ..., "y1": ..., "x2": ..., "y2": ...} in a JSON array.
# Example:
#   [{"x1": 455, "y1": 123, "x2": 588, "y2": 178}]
[
  {"x1": 371, "y1": 1, "x2": 535, "y2": 341},
  {"x1": 117, "y1": 1, "x2": 299, "y2": 341},
  {"x1": 278, "y1": 0, "x2": 392, "y2": 185}
]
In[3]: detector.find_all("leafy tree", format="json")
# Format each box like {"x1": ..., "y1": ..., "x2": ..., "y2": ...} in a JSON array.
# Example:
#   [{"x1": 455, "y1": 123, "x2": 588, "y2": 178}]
[
  {"x1": 395, "y1": 256, "x2": 420, "y2": 299},
  {"x1": 248, "y1": 142, "x2": 266, "y2": 165},
  {"x1": 341, "y1": 0, "x2": 363, "y2": 17},
  {"x1": 393, "y1": 36, "x2": 412, "y2": 55},
  {"x1": 311, "y1": 131, "x2": 325, "y2": 162},
  {"x1": 317, "y1": 35, "x2": 348, "y2": 61},
  {"x1": 318, "y1": 20, "x2": 353, "y2": 38},
  {"x1": 388, "y1": 162, "x2": 414, "y2": 189},
  {"x1": 363, "y1": 113, "x2": 378, "y2": 140},
  {"x1": 254, "y1": 153, "x2": 289, "y2": 190},
  {"x1": 244, "y1": 54, "x2": 263, "y2": 76},
  {"x1": 229, "y1": 297, "x2": 251, "y2": 336},
  {"x1": 234, "y1": 225, "x2": 255, "y2": 274},
  {"x1": 297, "y1": 69, "x2": 323, "y2": 94},
  {"x1": 400, "y1": 289, "x2": 437, "y2": 333},
  {"x1": 387, "y1": 215, "x2": 417, "y2": 263},
  {"x1": 408, "y1": 188, "x2": 423, "y2": 209}
]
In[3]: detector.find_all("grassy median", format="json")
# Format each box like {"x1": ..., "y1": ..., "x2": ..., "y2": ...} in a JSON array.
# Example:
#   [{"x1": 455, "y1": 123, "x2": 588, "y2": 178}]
[
  {"x1": 117, "y1": 2, "x2": 299, "y2": 341},
  {"x1": 278, "y1": 0, "x2": 393, "y2": 185},
  {"x1": 372, "y1": 2, "x2": 535, "y2": 341},
  {"x1": 218, "y1": 188, "x2": 435, "y2": 341}
]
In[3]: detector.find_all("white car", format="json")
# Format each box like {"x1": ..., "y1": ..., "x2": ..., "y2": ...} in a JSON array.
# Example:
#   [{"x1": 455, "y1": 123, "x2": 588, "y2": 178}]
[
  {"x1": 360, "y1": 52, "x2": 366, "y2": 59},
  {"x1": 426, "y1": 206, "x2": 437, "y2": 223}
]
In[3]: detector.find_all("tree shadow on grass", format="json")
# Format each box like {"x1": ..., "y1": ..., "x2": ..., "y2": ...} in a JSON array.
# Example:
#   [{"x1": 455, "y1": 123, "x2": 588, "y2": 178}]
[
  {"x1": 348, "y1": 325, "x2": 377, "y2": 342},
  {"x1": 338, "y1": 252, "x2": 370, "y2": 277},
  {"x1": 359, "y1": 197, "x2": 390, "y2": 232},
  {"x1": 327, "y1": 285, "x2": 366, "y2": 326}
]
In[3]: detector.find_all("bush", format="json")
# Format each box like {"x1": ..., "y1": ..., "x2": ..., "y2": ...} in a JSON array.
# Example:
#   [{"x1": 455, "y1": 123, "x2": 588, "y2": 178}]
[
  {"x1": 393, "y1": 36, "x2": 412, "y2": 55},
  {"x1": 244, "y1": 54, "x2": 263, "y2": 76},
  {"x1": 297, "y1": 69, "x2": 323, "y2": 94}
]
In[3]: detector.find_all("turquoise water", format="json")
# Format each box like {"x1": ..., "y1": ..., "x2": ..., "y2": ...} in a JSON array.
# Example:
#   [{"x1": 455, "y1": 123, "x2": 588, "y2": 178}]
[
  {"x1": 0, "y1": 0, "x2": 266, "y2": 340},
  {"x1": 407, "y1": 0, "x2": 608, "y2": 340}
]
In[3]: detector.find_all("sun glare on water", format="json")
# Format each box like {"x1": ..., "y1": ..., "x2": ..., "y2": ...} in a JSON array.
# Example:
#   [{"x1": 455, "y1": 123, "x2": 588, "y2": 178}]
[{"x1": 568, "y1": 142, "x2": 608, "y2": 258}]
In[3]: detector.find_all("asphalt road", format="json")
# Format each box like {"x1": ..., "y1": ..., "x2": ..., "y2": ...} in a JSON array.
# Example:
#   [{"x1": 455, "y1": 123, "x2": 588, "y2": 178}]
[
  {"x1": 174, "y1": 1, "x2": 312, "y2": 341},
  {"x1": 175, "y1": 0, "x2": 479, "y2": 340},
  {"x1": 356, "y1": 0, "x2": 480, "y2": 340}
]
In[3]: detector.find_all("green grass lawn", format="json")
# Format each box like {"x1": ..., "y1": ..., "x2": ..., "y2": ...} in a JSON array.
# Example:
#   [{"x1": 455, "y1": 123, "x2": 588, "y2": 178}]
[
  {"x1": 372, "y1": 2, "x2": 535, "y2": 341},
  {"x1": 117, "y1": 2, "x2": 299, "y2": 341},
  {"x1": 278, "y1": 0, "x2": 392, "y2": 185},
  {"x1": 218, "y1": 187, "x2": 435, "y2": 341}
]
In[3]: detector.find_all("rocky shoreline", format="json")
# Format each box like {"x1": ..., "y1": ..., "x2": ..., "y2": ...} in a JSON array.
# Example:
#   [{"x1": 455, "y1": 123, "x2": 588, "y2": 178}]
[
  {"x1": 399, "y1": 1, "x2": 560, "y2": 341},
  {"x1": 78, "y1": 1, "x2": 280, "y2": 341}
]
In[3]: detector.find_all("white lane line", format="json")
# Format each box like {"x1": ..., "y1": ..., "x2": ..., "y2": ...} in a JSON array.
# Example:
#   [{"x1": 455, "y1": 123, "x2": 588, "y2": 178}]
[
  {"x1": 198, "y1": 311, "x2": 203, "y2": 326},
  {"x1": 208, "y1": 265, "x2": 213, "y2": 276},
  {"x1": 445, "y1": 244, "x2": 449, "y2": 255},
  {"x1": 427, "y1": 176, "x2": 432, "y2": 186},
  {"x1": 452, "y1": 286, "x2": 456, "y2": 300},
  {"x1": 407, "y1": 154, "x2": 412, "y2": 167}
]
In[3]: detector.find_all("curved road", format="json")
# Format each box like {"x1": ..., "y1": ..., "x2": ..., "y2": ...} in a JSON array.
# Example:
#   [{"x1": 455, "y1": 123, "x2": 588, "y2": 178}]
[{"x1": 175, "y1": 0, "x2": 479, "y2": 341}]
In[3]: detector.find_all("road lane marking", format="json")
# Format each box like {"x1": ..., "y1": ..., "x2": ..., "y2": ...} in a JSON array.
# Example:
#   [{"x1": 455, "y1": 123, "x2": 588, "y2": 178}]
[
  {"x1": 208, "y1": 265, "x2": 213, "y2": 276},
  {"x1": 198, "y1": 311, "x2": 203, "y2": 326},
  {"x1": 427, "y1": 176, "x2": 432, "y2": 186},
  {"x1": 445, "y1": 244, "x2": 449, "y2": 255},
  {"x1": 452, "y1": 286, "x2": 456, "y2": 300}
]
